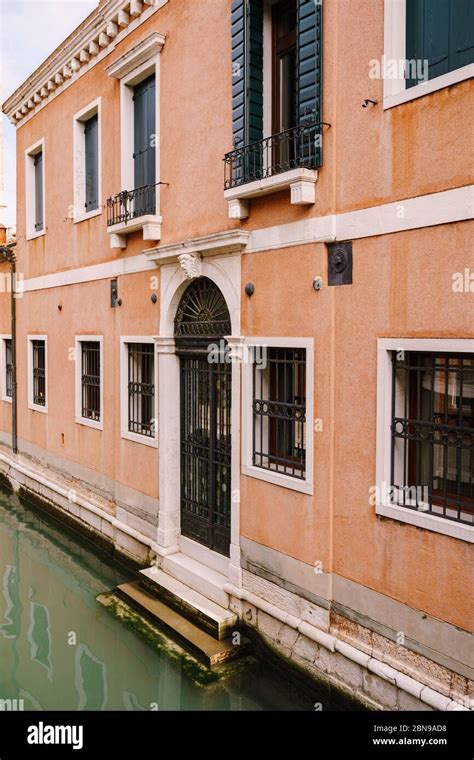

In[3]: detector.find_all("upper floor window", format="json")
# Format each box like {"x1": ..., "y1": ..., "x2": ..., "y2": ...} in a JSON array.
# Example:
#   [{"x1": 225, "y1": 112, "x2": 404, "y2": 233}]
[
  {"x1": 25, "y1": 139, "x2": 45, "y2": 239},
  {"x1": 73, "y1": 99, "x2": 101, "y2": 223},
  {"x1": 225, "y1": 0, "x2": 321, "y2": 207},
  {"x1": 133, "y1": 75, "x2": 156, "y2": 202},
  {"x1": 28, "y1": 336, "x2": 47, "y2": 413},
  {"x1": 383, "y1": 0, "x2": 474, "y2": 109},
  {"x1": 34, "y1": 153, "x2": 43, "y2": 231},
  {"x1": 272, "y1": 0, "x2": 297, "y2": 134},
  {"x1": 105, "y1": 33, "x2": 165, "y2": 243},
  {"x1": 84, "y1": 115, "x2": 99, "y2": 213},
  {"x1": 406, "y1": 0, "x2": 474, "y2": 88}
]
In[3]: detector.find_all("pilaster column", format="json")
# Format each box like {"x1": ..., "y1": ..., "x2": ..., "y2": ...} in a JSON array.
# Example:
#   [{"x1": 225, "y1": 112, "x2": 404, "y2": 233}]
[
  {"x1": 225, "y1": 336, "x2": 245, "y2": 588},
  {"x1": 155, "y1": 336, "x2": 180, "y2": 553}
]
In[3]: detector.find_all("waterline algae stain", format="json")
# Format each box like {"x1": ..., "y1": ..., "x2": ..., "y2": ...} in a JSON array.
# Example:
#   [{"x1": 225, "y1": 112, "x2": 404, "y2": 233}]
[{"x1": 0, "y1": 487, "x2": 358, "y2": 710}]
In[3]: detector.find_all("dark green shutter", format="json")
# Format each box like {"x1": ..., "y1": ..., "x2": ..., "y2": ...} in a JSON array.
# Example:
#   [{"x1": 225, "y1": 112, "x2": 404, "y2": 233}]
[
  {"x1": 134, "y1": 75, "x2": 156, "y2": 189},
  {"x1": 231, "y1": 0, "x2": 246, "y2": 149},
  {"x1": 297, "y1": 0, "x2": 323, "y2": 166},
  {"x1": 424, "y1": 0, "x2": 450, "y2": 80},
  {"x1": 231, "y1": 0, "x2": 263, "y2": 149},
  {"x1": 406, "y1": 0, "x2": 473, "y2": 88},
  {"x1": 85, "y1": 114, "x2": 98, "y2": 212},
  {"x1": 405, "y1": 0, "x2": 424, "y2": 87},
  {"x1": 34, "y1": 152, "x2": 43, "y2": 231},
  {"x1": 450, "y1": 0, "x2": 474, "y2": 71}
]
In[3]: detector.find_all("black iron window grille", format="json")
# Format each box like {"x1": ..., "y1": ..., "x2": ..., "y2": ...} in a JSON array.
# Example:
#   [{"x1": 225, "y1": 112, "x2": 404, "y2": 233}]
[
  {"x1": 391, "y1": 351, "x2": 474, "y2": 525},
  {"x1": 127, "y1": 343, "x2": 155, "y2": 437},
  {"x1": 32, "y1": 340, "x2": 46, "y2": 407},
  {"x1": 106, "y1": 183, "x2": 156, "y2": 227},
  {"x1": 224, "y1": 118, "x2": 321, "y2": 190},
  {"x1": 252, "y1": 347, "x2": 306, "y2": 479},
  {"x1": 81, "y1": 341, "x2": 101, "y2": 422},
  {"x1": 5, "y1": 339, "x2": 12, "y2": 398}
]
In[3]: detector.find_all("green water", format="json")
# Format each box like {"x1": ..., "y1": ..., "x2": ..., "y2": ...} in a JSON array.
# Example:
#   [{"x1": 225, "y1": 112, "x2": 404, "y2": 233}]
[{"x1": 0, "y1": 489, "x2": 359, "y2": 711}]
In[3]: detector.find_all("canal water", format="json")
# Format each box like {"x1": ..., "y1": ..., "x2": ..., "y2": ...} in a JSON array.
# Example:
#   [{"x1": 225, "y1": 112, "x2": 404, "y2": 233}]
[{"x1": 0, "y1": 488, "x2": 359, "y2": 711}]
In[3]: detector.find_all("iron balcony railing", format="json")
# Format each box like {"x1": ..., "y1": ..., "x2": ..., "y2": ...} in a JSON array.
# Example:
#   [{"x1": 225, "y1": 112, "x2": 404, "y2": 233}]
[
  {"x1": 224, "y1": 119, "x2": 322, "y2": 191},
  {"x1": 107, "y1": 182, "x2": 157, "y2": 226}
]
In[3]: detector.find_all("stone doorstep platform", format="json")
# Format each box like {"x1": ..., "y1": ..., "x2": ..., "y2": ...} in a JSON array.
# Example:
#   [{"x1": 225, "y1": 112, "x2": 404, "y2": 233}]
[
  {"x1": 140, "y1": 565, "x2": 237, "y2": 640},
  {"x1": 116, "y1": 582, "x2": 250, "y2": 669}
]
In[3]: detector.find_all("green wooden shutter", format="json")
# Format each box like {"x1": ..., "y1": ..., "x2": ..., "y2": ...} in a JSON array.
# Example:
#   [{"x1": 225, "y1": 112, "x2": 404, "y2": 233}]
[
  {"x1": 405, "y1": 0, "x2": 424, "y2": 87},
  {"x1": 134, "y1": 75, "x2": 156, "y2": 189},
  {"x1": 133, "y1": 75, "x2": 156, "y2": 215},
  {"x1": 231, "y1": 0, "x2": 246, "y2": 149},
  {"x1": 85, "y1": 114, "x2": 98, "y2": 212},
  {"x1": 34, "y1": 152, "x2": 43, "y2": 231},
  {"x1": 450, "y1": 0, "x2": 474, "y2": 71},
  {"x1": 424, "y1": 0, "x2": 450, "y2": 80},
  {"x1": 406, "y1": 0, "x2": 473, "y2": 88},
  {"x1": 297, "y1": 0, "x2": 323, "y2": 167},
  {"x1": 231, "y1": 0, "x2": 263, "y2": 150}
]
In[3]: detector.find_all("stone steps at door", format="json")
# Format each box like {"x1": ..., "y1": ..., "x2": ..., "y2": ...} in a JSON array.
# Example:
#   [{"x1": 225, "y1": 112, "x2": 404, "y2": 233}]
[
  {"x1": 139, "y1": 564, "x2": 237, "y2": 641},
  {"x1": 161, "y1": 552, "x2": 230, "y2": 609}
]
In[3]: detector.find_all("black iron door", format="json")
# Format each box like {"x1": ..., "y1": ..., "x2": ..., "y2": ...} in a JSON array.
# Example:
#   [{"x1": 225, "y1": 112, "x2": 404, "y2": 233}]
[
  {"x1": 175, "y1": 278, "x2": 232, "y2": 556},
  {"x1": 180, "y1": 354, "x2": 231, "y2": 554}
]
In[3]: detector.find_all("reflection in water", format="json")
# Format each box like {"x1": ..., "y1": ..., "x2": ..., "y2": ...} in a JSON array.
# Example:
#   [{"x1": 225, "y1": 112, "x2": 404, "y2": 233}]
[{"x1": 0, "y1": 489, "x2": 355, "y2": 711}]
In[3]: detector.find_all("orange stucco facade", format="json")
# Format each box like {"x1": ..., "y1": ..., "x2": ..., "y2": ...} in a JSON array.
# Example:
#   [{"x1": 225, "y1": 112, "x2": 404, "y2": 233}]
[{"x1": 1, "y1": 0, "x2": 473, "y2": 704}]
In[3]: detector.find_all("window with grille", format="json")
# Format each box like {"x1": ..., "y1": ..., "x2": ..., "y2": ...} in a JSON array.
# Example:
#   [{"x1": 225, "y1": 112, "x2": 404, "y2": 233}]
[
  {"x1": 252, "y1": 347, "x2": 306, "y2": 478},
  {"x1": 32, "y1": 340, "x2": 46, "y2": 407},
  {"x1": 127, "y1": 343, "x2": 155, "y2": 437},
  {"x1": 81, "y1": 341, "x2": 101, "y2": 422},
  {"x1": 4, "y1": 339, "x2": 12, "y2": 398},
  {"x1": 391, "y1": 351, "x2": 474, "y2": 525}
]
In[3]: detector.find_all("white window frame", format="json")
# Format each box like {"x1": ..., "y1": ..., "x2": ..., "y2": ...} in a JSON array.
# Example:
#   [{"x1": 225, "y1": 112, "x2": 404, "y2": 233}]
[
  {"x1": 376, "y1": 338, "x2": 474, "y2": 543},
  {"x1": 27, "y1": 335, "x2": 48, "y2": 414},
  {"x1": 0, "y1": 335, "x2": 12, "y2": 404},
  {"x1": 120, "y1": 337, "x2": 158, "y2": 448},
  {"x1": 242, "y1": 336, "x2": 314, "y2": 495},
  {"x1": 25, "y1": 138, "x2": 45, "y2": 240},
  {"x1": 75, "y1": 336, "x2": 104, "y2": 431},
  {"x1": 383, "y1": 0, "x2": 474, "y2": 109},
  {"x1": 73, "y1": 97, "x2": 102, "y2": 224}
]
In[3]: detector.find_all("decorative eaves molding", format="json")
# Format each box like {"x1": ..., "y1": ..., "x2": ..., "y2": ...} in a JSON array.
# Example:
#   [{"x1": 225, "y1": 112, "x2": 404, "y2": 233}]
[
  {"x1": 144, "y1": 230, "x2": 251, "y2": 267},
  {"x1": 106, "y1": 32, "x2": 165, "y2": 78},
  {"x1": 2, "y1": 0, "x2": 167, "y2": 127}
]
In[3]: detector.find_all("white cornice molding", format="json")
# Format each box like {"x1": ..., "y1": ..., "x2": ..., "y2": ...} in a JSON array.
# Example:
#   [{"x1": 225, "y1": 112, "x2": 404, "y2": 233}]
[
  {"x1": 106, "y1": 32, "x2": 165, "y2": 78},
  {"x1": 2, "y1": 0, "x2": 168, "y2": 127},
  {"x1": 144, "y1": 230, "x2": 251, "y2": 266}
]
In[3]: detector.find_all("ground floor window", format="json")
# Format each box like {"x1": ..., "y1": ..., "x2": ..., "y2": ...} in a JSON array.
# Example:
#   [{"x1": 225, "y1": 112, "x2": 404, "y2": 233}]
[
  {"x1": 5, "y1": 339, "x2": 12, "y2": 398},
  {"x1": 80, "y1": 341, "x2": 101, "y2": 422},
  {"x1": 127, "y1": 342, "x2": 155, "y2": 437},
  {"x1": 252, "y1": 347, "x2": 306, "y2": 479},
  {"x1": 27, "y1": 335, "x2": 48, "y2": 412},
  {"x1": 32, "y1": 341, "x2": 46, "y2": 406},
  {"x1": 391, "y1": 351, "x2": 473, "y2": 526}
]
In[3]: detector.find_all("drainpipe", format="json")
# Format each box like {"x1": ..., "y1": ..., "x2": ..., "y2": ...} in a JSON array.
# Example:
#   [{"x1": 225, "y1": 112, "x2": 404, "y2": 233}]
[{"x1": 0, "y1": 241, "x2": 17, "y2": 454}]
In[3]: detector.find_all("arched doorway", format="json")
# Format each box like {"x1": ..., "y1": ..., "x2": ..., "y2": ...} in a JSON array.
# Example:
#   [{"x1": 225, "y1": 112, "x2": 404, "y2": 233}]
[{"x1": 174, "y1": 278, "x2": 232, "y2": 557}]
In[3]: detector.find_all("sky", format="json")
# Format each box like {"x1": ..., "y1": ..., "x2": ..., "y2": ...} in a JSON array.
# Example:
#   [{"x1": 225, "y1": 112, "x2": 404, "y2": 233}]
[{"x1": 1, "y1": 0, "x2": 97, "y2": 228}]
